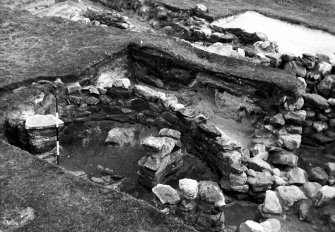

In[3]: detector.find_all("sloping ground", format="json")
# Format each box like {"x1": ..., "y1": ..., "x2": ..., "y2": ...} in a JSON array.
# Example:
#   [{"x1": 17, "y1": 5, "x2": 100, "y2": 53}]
[
  {"x1": 0, "y1": 140, "x2": 196, "y2": 232},
  {"x1": 0, "y1": 5, "x2": 302, "y2": 96},
  {"x1": 156, "y1": 0, "x2": 335, "y2": 34}
]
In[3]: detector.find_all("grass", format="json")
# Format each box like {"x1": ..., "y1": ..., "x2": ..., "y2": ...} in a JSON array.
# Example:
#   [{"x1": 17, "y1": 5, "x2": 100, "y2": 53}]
[{"x1": 0, "y1": 140, "x2": 196, "y2": 232}]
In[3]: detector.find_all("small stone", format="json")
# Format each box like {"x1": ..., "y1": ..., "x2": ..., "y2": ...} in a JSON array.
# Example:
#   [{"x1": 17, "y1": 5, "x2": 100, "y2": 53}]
[
  {"x1": 261, "y1": 219, "x2": 281, "y2": 232},
  {"x1": 194, "y1": 4, "x2": 208, "y2": 13},
  {"x1": 238, "y1": 220, "x2": 264, "y2": 232},
  {"x1": 104, "y1": 127, "x2": 135, "y2": 147},
  {"x1": 198, "y1": 181, "x2": 225, "y2": 207},
  {"x1": 276, "y1": 185, "x2": 307, "y2": 206},
  {"x1": 284, "y1": 61, "x2": 306, "y2": 77},
  {"x1": 152, "y1": 184, "x2": 181, "y2": 204},
  {"x1": 314, "y1": 185, "x2": 335, "y2": 206},
  {"x1": 86, "y1": 96, "x2": 99, "y2": 105},
  {"x1": 313, "y1": 121, "x2": 329, "y2": 133},
  {"x1": 179, "y1": 178, "x2": 198, "y2": 200},
  {"x1": 299, "y1": 200, "x2": 312, "y2": 221},
  {"x1": 270, "y1": 150, "x2": 298, "y2": 167},
  {"x1": 325, "y1": 162, "x2": 335, "y2": 177},
  {"x1": 303, "y1": 182, "x2": 322, "y2": 198},
  {"x1": 309, "y1": 167, "x2": 329, "y2": 185},
  {"x1": 159, "y1": 128, "x2": 181, "y2": 140},
  {"x1": 318, "y1": 62, "x2": 333, "y2": 76},
  {"x1": 134, "y1": 85, "x2": 160, "y2": 101},
  {"x1": 283, "y1": 110, "x2": 306, "y2": 125},
  {"x1": 261, "y1": 190, "x2": 283, "y2": 214},
  {"x1": 328, "y1": 98, "x2": 335, "y2": 106},
  {"x1": 279, "y1": 134, "x2": 301, "y2": 150},
  {"x1": 288, "y1": 167, "x2": 308, "y2": 185},
  {"x1": 248, "y1": 156, "x2": 272, "y2": 171},
  {"x1": 269, "y1": 113, "x2": 285, "y2": 127},
  {"x1": 198, "y1": 123, "x2": 221, "y2": 138}
]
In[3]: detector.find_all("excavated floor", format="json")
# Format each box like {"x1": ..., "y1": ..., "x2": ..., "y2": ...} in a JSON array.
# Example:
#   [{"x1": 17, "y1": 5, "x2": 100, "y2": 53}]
[{"x1": 212, "y1": 11, "x2": 335, "y2": 57}]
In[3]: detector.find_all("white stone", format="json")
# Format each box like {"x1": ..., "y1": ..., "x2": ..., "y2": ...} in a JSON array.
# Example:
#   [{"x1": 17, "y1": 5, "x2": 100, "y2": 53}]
[
  {"x1": 179, "y1": 178, "x2": 198, "y2": 200},
  {"x1": 25, "y1": 114, "x2": 64, "y2": 130},
  {"x1": 276, "y1": 185, "x2": 307, "y2": 206},
  {"x1": 152, "y1": 184, "x2": 181, "y2": 204},
  {"x1": 262, "y1": 190, "x2": 283, "y2": 214},
  {"x1": 238, "y1": 220, "x2": 264, "y2": 232},
  {"x1": 314, "y1": 185, "x2": 335, "y2": 206},
  {"x1": 287, "y1": 167, "x2": 308, "y2": 184}
]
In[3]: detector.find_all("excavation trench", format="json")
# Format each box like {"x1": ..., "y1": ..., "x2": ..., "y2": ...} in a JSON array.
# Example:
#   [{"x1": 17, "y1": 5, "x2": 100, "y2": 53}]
[{"x1": 1, "y1": 43, "x2": 334, "y2": 231}]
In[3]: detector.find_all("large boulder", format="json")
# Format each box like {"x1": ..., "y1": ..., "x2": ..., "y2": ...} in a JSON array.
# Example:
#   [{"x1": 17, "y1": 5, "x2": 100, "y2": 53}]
[
  {"x1": 152, "y1": 184, "x2": 181, "y2": 204},
  {"x1": 198, "y1": 181, "x2": 225, "y2": 207},
  {"x1": 261, "y1": 190, "x2": 283, "y2": 215},
  {"x1": 276, "y1": 185, "x2": 307, "y2": 206},
  {"x1": 179, "y1": 178, "x2": 198, "y2": 200}
]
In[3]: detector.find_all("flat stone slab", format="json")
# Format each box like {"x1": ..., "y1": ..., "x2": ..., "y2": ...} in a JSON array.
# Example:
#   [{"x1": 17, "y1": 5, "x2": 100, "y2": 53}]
[{"x1": 25, "y1": 114, "x2": 64, "y2": 130}]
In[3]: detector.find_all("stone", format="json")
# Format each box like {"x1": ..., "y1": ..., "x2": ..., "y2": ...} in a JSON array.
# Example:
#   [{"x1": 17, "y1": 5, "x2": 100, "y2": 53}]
[
  {"x1": 247, "y1": 174, "x2": 273, "y2": 192},
  {"x1": 66, "y1": 82, "x2": 82, "y2": 94},
  {"x1": 261, "y1": 190, "x2": 283, "y2": 215},
  {"x1": 198, "y1": 181, "x2": 225, "y2": 207},
  {"x1": 261, "y1": 219, "x2": 281, "y2": 232},
  {"x1": 309, "y1": 167, "x2": 329, "y2": 185},
  {"x1": 303, "y1": 182, "x2": 322, "y2": 198},
  {"x1": 112, "y1": 78, "x2": 131, "y2": 89},
  {"x1": 270, "y1": 150, "x2": 298, "y2": 167},
  {"x1": 250, "y1": 144, "x2": 268, "y2": 160},
  {"x1": 1, "y1": 207, "x2": 35, "y2": 231},
  {"x1": 286, "y1": 97, "x2": 304, "y2": 111},
  {"x1": 25, "y1": 114, "x2": 64, "y2": 130},
  {"x1": 284, "y1": 61, "x2": 306, "y2": 77},
  {"x1": 302, "y1": 53, "x2": 317, "y2": 69},
  {"x1": 194, "y1": 4, "x2": 208, "y2": 13},
  {"x1": 248, "y1": 156, "x2": 272, "y2": 171},
  {"x1": 313, "y1": 121, "x2": 329, "y2": 133},
  {"x1": 141, "y1": 136, "x2": 176, "y2": 157},
  {"x1": 314, "y1": 185, "x2": 335, "y2": 206},
  {"x1": 266, "y1": 53, "x2": 282, "y2": 67},
  {"x1": 86, "y1": 96, "x2": 99, "y2": 105},
  {"x1": 303, "y1": 93, "x2": 329, "y2": 110},
  {"x1": 269, "y1": 113, "x2": 285, "y2": 127},
  {"x1": 198, "y1": 123, "x2": 221, "y2": 138},
  {"x1": 179, "y1": 178, "x2": 198, "y2": 200},
  {"x1": 298, "y1": 200, "x2": 312, "y2": 221},
  {"x1": 134, "y1": 85, "x2": 160, "y2": 101},
  {"x1": 276, "y1": 185, "x2": 307, "y2": 206},
  {"x1": 288, "y1": 167, "x2": 308, "y2": 185},
  {"x1": 283, "y1": 110, "x2": 306, "y2": 125},
  {"x1": 325, "y1": 162, "x2": 335, "y2": 177},
  {"x1": 279, "y1": 134, "x2": 301, "y2": 150},
  {"x1": 159, "y1": 128, "x2": 181, "y2": 140},
  {"x1": 104, "y1": 127, "x2": 135, "y2": 147},
  {"x1": 229, "y1": 172, "x2": 248, "y2": 186},
  {"x1": 238, "y1": 220, "x2": 264, "y2": 232},
  {"x1": 318, "y1": 62, "x2": 333, "y2": 76},
  {"x1": 328, "y1": 98, "x2": 335, "y2": 106},
  {"x1": 273, "y1": 176, "x2": 287, "y2": 186},
  {"x1": 152, "y1": 184, "x2": 181, "y2": 204}
]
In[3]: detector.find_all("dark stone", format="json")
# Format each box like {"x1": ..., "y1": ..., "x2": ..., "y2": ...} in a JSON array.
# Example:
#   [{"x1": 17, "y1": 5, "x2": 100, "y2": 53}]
[
  {"x1": 108, "y1": 87, "x2": 134, "y2": 98},
  {"x1": 198, "y1": 123, "x2": 221, "y2": 138},
  {"x1": 284, "y1": 61, "x2": 306, "y2": 77},
  {"x1": 303, "y1": 93, "x2": 329, "y2": 109},
  {"x1": 309, "y1": 167, "x2": 329, "y2": 185}
]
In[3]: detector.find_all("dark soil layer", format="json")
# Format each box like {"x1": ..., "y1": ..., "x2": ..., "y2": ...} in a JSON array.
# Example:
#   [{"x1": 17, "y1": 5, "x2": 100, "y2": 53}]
[{"x1": 0, "y1": 140, "x2": 196, "y2": 232}]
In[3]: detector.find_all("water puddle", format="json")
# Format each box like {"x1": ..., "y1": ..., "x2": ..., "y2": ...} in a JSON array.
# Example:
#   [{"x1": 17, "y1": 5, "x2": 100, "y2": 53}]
[
  {"x1": 59, "y1": 121, "x2": 158, "y2": 180},
  {"x1": 211, "y1": 11, "x2": 335, "y2": 57}
]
